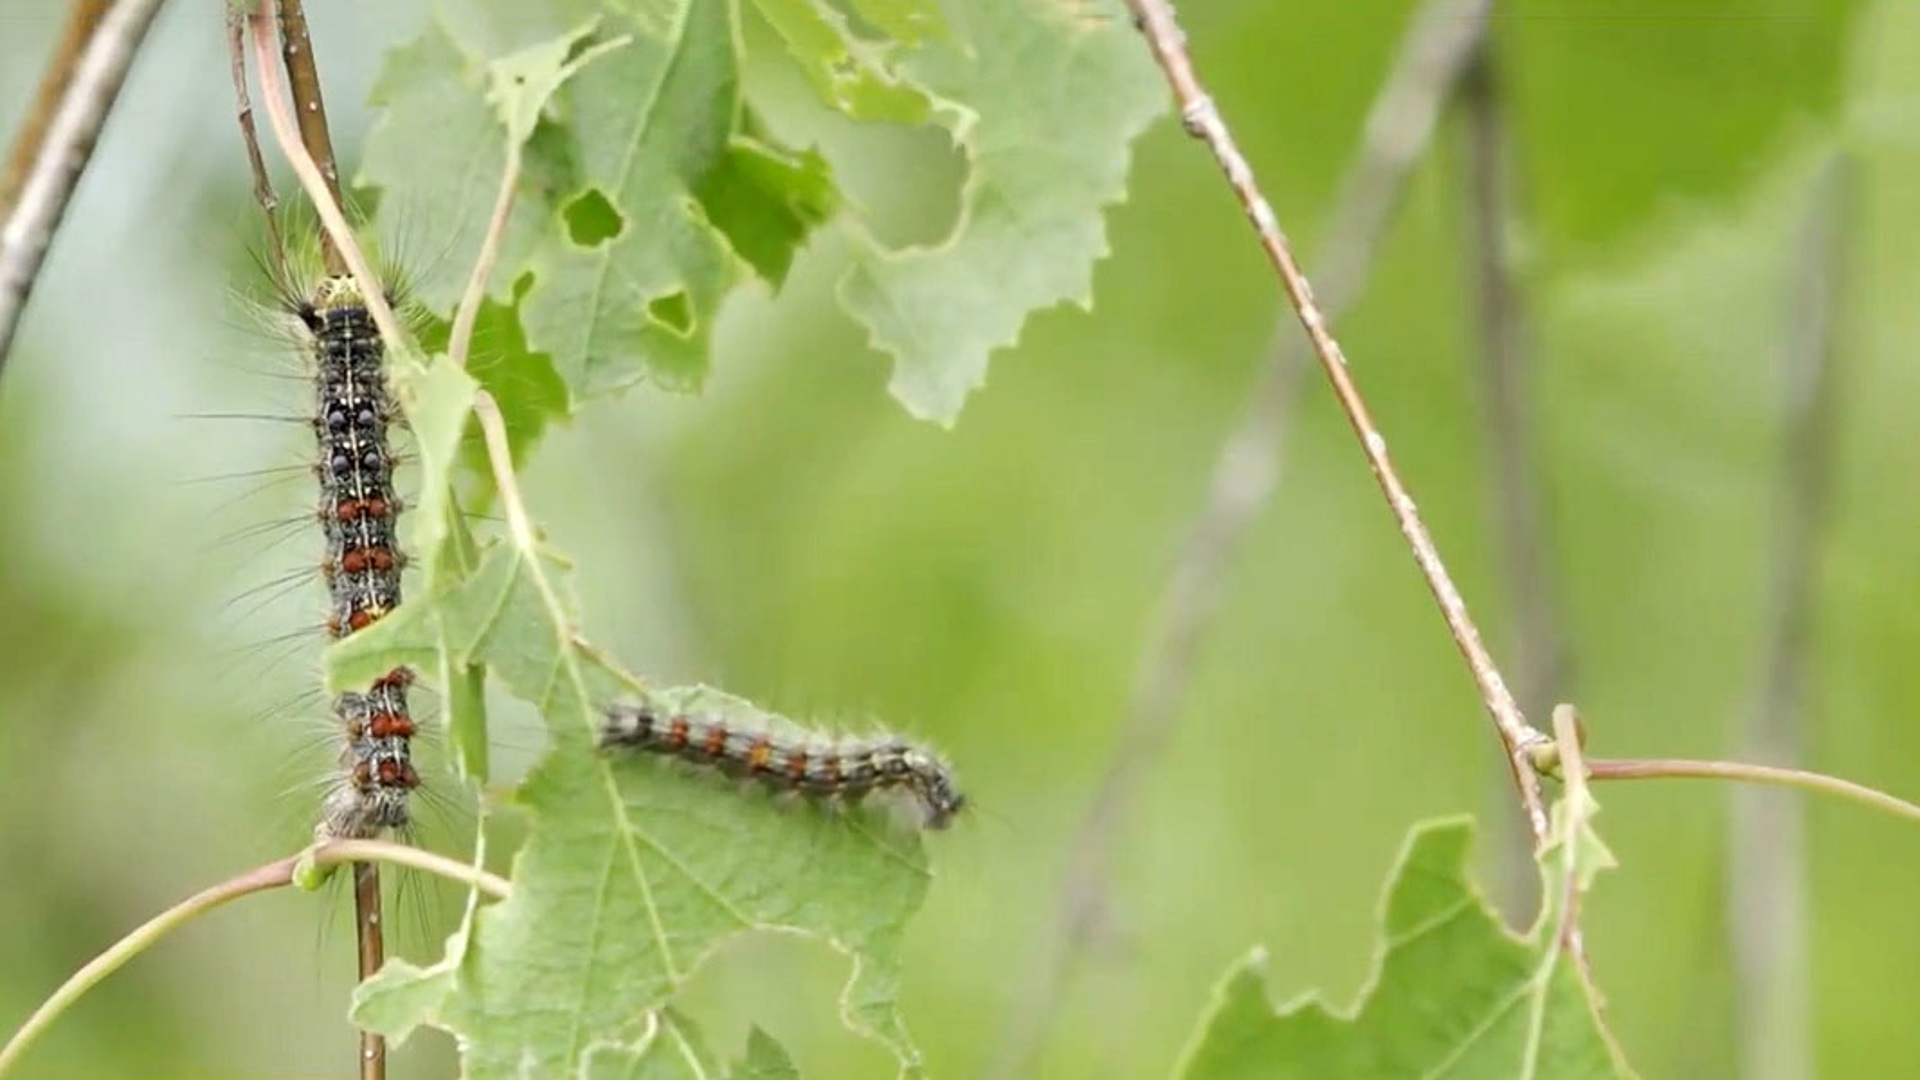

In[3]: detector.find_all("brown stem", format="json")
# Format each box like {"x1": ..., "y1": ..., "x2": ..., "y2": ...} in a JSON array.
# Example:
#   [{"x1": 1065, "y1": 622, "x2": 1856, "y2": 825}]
[
  {"x1": 226, "y1": 7, "x2": 287, "y2": 288},
  {"x1": 1119, "y1": 1, "x2": 1552, "y2": 842},
  {"x1": 0, "y1": 0, "x2": 168, "y2": 367},
  {"x1": 984, "y1": 4, "x2": 1489, "y2": 1076},
  {"x1": 257, "y1": 9, "x2": 380, "y2": 1073},
  {"x1": 354, "y1": 863, "x2": 386, "y2": 1080},
  {"x1": 274, "y1": 0, "x2": 345, "y2": 275},
  {"x1": 0, "y1": 0, "x2": 113, "y2": 216},
  {"x1": 246, "y1": 12, "x2": 402, "y2": 345}
]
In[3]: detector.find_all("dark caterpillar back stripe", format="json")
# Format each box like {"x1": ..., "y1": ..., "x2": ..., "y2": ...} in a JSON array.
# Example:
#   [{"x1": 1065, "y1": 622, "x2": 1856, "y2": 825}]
[
  {"x1": 304, "y1": 275, "x2": 418, "y2": 839},
  {"x1": 599, "y1": 703, "x2": 967, "y2": 830}
]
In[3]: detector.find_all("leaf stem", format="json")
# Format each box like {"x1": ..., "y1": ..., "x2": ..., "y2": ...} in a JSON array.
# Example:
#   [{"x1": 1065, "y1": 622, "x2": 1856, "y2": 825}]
[
  {"x1": 448, "y1": 142, "x2": 520, "y2": 372},
  {"x1": 0, "y1": 840, "x2": 509, "y2": 1077},
  {"x1": 1585, "y1": 757, "x2": 1920, "y2": 828},
  {"x1": 244, "y1": 9, "x2": 404, "y2": 347},
  {"x1": 1119, "y1": 1, "x2": 1553, "y2": 841}
]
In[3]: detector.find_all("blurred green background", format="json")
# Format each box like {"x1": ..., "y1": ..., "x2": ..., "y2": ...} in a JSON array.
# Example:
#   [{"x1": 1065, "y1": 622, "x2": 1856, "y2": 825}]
[{"x1": 3, "y1": 1, "x2": 1917, "y2": 1077}]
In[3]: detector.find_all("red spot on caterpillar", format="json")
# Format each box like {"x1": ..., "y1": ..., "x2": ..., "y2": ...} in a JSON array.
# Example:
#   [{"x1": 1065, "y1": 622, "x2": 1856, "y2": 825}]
[
  {"x1": 376, "y1": 757, "x2": 417, "y2": 787},
  {"x1": 702, "y1": 723, "x2": 729, "y2": 758},
  {"x1": 666, "y1": 716, "x2": 690, "y2": 749},
  {"x1": 367, "y1": 713, "x2": 414, "y2": 739},
  {"x1": 336, "y1": 547, "x2": 396, "y2": 574},
  {"x1": 347, "y1": 609, "x2": 376, "y2": 632},
  {"x1": 786, "y1": 749, "x2": 810, "y2": 783}
]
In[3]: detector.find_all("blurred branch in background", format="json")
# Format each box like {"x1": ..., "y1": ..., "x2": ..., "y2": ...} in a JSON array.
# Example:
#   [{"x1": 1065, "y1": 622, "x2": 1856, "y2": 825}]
[
  {"x1": 0, "y1": 0, "x2": 111, "y2": 216},
  {"x1": 1460, "y1": 44, "x2": 1569, "y2": 915},
  {"x1": 983, "y1": 2, "x2": 1492, "y2": 1075},
  {"x1": 0, "y1": 0, "x2": 167, "y2": 368},
  {"x1": 1728, "y1": 152, "x2": 1849, "y2": 1080}
]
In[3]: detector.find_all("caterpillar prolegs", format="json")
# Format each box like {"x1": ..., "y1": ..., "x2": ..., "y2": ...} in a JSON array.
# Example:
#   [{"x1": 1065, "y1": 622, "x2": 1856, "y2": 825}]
[{"x1": 600, "y1": 703, "x2": 968, "y2": 830}]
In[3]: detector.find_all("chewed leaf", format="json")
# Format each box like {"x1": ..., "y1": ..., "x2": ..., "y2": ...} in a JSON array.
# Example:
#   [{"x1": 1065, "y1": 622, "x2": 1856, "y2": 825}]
[
  {"x1": 1175, "y1": 818, "x2": 1635, "y2": 1080},
  {"x1": 484, "y1": 20, "x2": 630, "y2": 145},
  {"x1": 838, "y1": 0, "x2": 1164, "y2": 424},
  {"x1": 749, "y1": 0, "x2": 946, "y2": 124},
  {"x1": 572, "y1": 1012, "x2": 798, "y2": 1080},
  {"x1": 360, "y1": 18, "x2": 523, "y2": 314},
  {"x1": 695, "y1": 128, "x2": 840, "y2": 288},
  {"x1": 337, "y1": 539, "x2": 933, "y2": 1077},
  {"x1": 510, "y1": 0, "x2": 764, "y2": 395}
]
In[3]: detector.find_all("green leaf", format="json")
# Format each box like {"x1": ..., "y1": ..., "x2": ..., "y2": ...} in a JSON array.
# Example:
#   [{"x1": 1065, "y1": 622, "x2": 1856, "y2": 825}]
[
  {"x1": 360, "y1": 19, "x2": 520, "y2": 315},
  {"x1": 837, "y1": 0, "x2": 1165, "y2": 423},
  {"x1": 569, "y1": 1013, "x2": 798, "y2": 1080},
  {"x1": 335, "y1": 537, "x2": 933, "y2": 1078},
  {"x1": 695, "y1": 129, "x2": 840, "y2": 287},
  {"x1": 749, "y1": 0, "x2": 942, "y2": 123},
  {"x1": 512, "y1": 0, "x2": 752, "y2": 394},
  {"x1": 389, "y1": 350, "x2": 478, "y2": 587},
  {"x1": 840, "y1": 0, "x2": 946, "y2": 47},
  {"x1": 486, "y1": 20, "x2": 632, "y2": 146},
  {"x1": 734, "y1": 1027, "x2": 802, "y2": 1079},
  {"x1": 366, "y1": 4, "x2": 838, "y2": 405},
  {"x1": 415, "y1": 284, "x2": 570, "y2": 507},
  {"x1": 1174, "y1": 818, "x2": 1634, "y2": 1080},
  {"x1": 580, "y1": 1011, "x2": 722, "y2": 1080}
]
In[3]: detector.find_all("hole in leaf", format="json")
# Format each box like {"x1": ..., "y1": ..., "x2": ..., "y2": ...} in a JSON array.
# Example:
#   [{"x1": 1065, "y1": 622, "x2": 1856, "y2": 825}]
[
  {"x1": 563, "y1": 188, "x2": 624, "y2": 248},
  {"x1": 648, "y1": 292, "x2": 693, "y2": 336}
]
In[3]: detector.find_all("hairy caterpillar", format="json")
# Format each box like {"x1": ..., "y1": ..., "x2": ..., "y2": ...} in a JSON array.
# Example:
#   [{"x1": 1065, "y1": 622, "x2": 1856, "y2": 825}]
[
  {"x1": 300, "y1": 273, "x2": 419, "y2": 839},
  {"x1": 599, "y1": 703, "x2": 968, "y2": 830}
]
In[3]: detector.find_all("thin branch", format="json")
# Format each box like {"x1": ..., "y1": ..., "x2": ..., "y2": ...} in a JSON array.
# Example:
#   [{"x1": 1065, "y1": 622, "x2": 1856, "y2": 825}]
[
  {"x1": 0, "y1": 839, "x2": 509, "y2": 1078},
  {"x1": 1119, "y1": 2, "x2": 1552, "y2": 841},
  {"x1": 1727, "y1": 154, "x2": 1848, "y2": 1080},
  {"x1": 1459, "y1": 45, "x2": 1566, "y2": 914},
  {"x1": 226, "y1": 7, "x2": 286, "y2": 287},
  {"x1": 317, "y1": 838, "x2": 513, "y2": 899},
  {"x1": 245, "y1": 11, "x2": 402, "y2": 345},
  {"x1": 0, "y1": 0, "x2": 168, "y2": 367},
  {"x1": 0, "y1": 0, "x2": 113, "y2": 216},
  {"x1": 984, "y1": 3, "x2": 1488, "y2": 1075},
  {"x1": 274, "y1": 0, "x2": 345, "y2": 275},
  {"x1": 352, "y1": 863, "x2": 387, "y2": 1080},
  {"x1": 1586, "y1": 757, "x2": 1920, "y2": 828}
]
